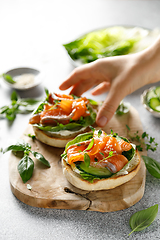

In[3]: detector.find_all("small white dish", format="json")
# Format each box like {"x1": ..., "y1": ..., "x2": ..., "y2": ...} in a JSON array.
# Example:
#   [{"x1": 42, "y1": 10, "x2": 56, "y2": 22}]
[
  {"x1": 3, "y1": 67, "x2": 43, "y2": 90},
  {"x1": 141, "y1": 87, "x2": 160, "y2": 118}
]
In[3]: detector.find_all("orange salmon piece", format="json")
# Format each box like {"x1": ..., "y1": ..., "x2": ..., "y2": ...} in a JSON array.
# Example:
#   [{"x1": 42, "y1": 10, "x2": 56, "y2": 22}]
[
  {"x1": 106, "y1": 154, "x2": 128, "y2": 173},
  {"x1": 29, "y1": 113, "x2": 41, "y2": 124},
  {"x1": 54, "y1": 93, "x2": 74, "y2": 99},
  {"x1": 60, "y1": 99, "x2": 73, "y2": 115},
  {"x1": 118, "y1": 139, "x2": 132, "y2": 152},
  {"x1": 71, "y1": 100, "x2": 89, "y2": 121},
  {"x1": 67, "y1": 144, "x2": 87, "y2": 164}
]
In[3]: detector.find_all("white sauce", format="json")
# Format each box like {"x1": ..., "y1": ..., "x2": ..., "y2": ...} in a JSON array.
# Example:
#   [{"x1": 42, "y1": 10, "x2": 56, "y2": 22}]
[
  {"x1": 13, "y1": 74, "x2": 35, "y2": 87},
  {"x1": 47, "y1": 127, "x2": 87, "y2": 137}
]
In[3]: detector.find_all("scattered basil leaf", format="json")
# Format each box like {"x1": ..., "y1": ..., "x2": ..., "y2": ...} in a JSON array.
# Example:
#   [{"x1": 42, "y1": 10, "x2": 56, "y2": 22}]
[
  {"x1": 18, "y1": 155, "x2": 34, "y2": 183},
  {"x1": 142, "y1": 155, "x2": 160, "y2": 178},
  {"x1": 3, "y1": 143, "x2": 30, "y2": 153},
  {"x1": 129, "y1": 204, "x2": 158, "y2": 236},
  {"x1": 31, "y1": 151, "x2": 50, "y2": 167},
  {"x1": 84, "y1": 153, "x2": 90, "y2": 167},
  {"x1": 3, "y1": 73, "x2": 16, "y2": 84},
  {"x1": 11, "y1": 91, "x2": 18, "y2": 101},
  {"x1": 84, "y1": 138, "x2": 94, "y2": 151},
  {"x1": 65, "y1": 132, "x2": 93, "y2": 151}
]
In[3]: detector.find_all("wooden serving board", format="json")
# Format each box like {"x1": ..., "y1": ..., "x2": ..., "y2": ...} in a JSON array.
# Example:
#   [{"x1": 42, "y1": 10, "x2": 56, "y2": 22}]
[{"x1": 9, "y1": 106, "x2": 146, "y2": 212}]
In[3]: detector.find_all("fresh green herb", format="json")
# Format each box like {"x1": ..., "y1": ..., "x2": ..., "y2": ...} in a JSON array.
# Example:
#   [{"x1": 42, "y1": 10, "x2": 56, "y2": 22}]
[
  {"x1": 126, "y1": 124, "x2": 130, "y2": 131},
  {"x1": 84, "y1": 138, "x2": 94, "y2": 151},
  {"x1": 27, "y1": 134, "x2": 36, "y2": 140},
  {"x1": 45, "y1": 88, "x2": 49, "y2": 101},
  {"x1": 2, "y1": 74, "x2": 16, "y2": 84},
  {"x1": 4, "y1": 141, "x2": 50, "y2": 183},
  {"x1": 100, "y1": 152, "x2": 104, "y2": 156},
  {"x1": 77, "y1": 143, "x2": 81, "y2": 146},
  {"x1": 88, "y1": 99, "x2": 99, "y2": 105},
  {"x1": 142, "y1": 156, "x2": 160, "y2": 178},
  {"x1": 98, "y1": 129, "x2": 102, "y2": 138},
  {"x1": 129, "y1": 204, "x2": 158, "y2": 236},
  {"x1": 0, "y1": 91, "x2": 40, "y2": 122},
  {"x1": 79, "y1": 172, "x2": 100, "y2": 183},
  {"x1": 84, "y1": 153, "x2": 90, "y2": 167},
  {"x1": 27, "y1": 184, "x2": 32, "y2": 190},
  {"x1": 78, "y1": 150, "x2": 82, "y2": 153},
  {"x1": 65, "y1": 132, "x2": 93, "y2": 151},
  {"x1": 94, "y1": 157, "x2": 98, "y2": 162},
  {"x1": 115, "y1": 101, "x2": 130, "y2": 115},
  {"x1": 126, "y1": 126, "x2": 158, "y2": 152}
]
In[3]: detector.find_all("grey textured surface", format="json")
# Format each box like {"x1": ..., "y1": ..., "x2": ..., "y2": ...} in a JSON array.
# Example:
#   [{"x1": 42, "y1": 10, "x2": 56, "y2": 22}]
[{"x1": 0, "y1": 0, "x2": 160, "y2": 239}]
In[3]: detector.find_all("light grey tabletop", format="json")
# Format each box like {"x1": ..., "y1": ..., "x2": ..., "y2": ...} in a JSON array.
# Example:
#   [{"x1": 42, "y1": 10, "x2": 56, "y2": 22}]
[{"x1": 0, "y1": 1, "x2": 160, "y2": 239}]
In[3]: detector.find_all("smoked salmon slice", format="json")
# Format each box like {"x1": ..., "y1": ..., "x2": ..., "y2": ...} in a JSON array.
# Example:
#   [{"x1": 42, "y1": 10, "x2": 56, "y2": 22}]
[{"x1": 66, "y1": 130, "x2": 132, "y2": 173}]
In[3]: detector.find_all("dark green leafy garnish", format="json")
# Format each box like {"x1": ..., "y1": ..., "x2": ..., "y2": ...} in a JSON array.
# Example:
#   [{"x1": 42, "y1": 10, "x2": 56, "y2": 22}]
[
  {"x1": 84, "y1": 153, "x2": 90, "y2": 167},
  {"x1": 98, "y1": 129, "x2": 102, "y2": 138},
  {"x1": 3, "y1": 141, "x2": 50, "y2": 183},
  {"x1": 115, "y1": 101, "x2": 130, "y2": 115},
  {"x1": 142, "y1": 156, "x2": 160, "y2": 178},
  {"x1": 126, "y1": 125, "x2": 158, "y2": 152},
  {"x1": 84, "y1": 138, "x2": 94, "y2": 151},
  {"x1": 27, "y1": 134, "x2": 36, "y2": 140},
  {"x1": 0, "y1": 90, "x2": 40, "y2": 122},
  {"x1": 129, "y1": 204, "x2": 158, "y2": 235},
  {"x1": 2, "y1": 74, "x2": 16, "y2": 84}
]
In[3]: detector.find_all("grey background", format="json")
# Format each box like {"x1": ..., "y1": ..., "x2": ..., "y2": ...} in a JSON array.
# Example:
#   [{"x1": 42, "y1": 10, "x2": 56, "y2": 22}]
[{"x1": 0, "y1": 1, "x2": 160, "y2": 239}]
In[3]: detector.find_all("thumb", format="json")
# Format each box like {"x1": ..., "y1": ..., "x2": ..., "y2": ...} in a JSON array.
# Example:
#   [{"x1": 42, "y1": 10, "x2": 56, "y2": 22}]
[{"x1": 96, "y1": 86, "x2": 124, "y2": 127}]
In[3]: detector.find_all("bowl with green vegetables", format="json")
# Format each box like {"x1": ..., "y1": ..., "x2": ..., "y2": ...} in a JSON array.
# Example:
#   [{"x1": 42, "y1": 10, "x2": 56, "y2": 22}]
[
  {"x1": 141, "y1": 86, "x2": 160, "y2": 117},
  {"x1": 63, "y1": 25, "x2": 160, "y2": 66}
]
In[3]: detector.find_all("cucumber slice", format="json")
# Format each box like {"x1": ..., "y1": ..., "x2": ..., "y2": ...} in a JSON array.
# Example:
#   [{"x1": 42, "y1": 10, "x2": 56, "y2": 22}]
[
  {"x1": 149, "y1": 98, "x2": 160, "y2": 111},
  {"x1": 147, "y1": 89, "x2": 157, "y2": 101},
  {"x1": 155, "y1": 86, "x2": 160, "y2": 97},
  {"x1": 76, "y1": 162, "x2": 113, "y2": 178}
]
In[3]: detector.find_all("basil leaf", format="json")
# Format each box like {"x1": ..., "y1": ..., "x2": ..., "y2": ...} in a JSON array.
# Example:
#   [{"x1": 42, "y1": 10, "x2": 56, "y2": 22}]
[
  {"x1": 65, "y1": 132, "x2": 93, "y2": 151},
  {"x1": 142, "y1": 155, "x2": 160, "y2": 178},
  {"x1": 45, "y1": 88, "x2": 49, "y2": 100},
  {"x1": 84, "y1": 138, "x2": 94, "y2": 151},
  {"x1": 17, "y1": 155, "x2": 34, "y2": 183},
  {"x1": 84, "y1": 153, "x2": 90, "y2": 167},
  {"x1": 3, "y1": 143, "x2": 30, "y2": 153},
  {"x1": 11, "y1": 91, "x2": 18, "y2": 101},
  {"x1": 33, "y1": 102, "x2": 46, "y2": 114},
  {"x1": 0, "y1": 106, "x2": 9, "y2": 114},
  {"x1": 31, "y1": 151, "x2": 50, "y2": 167},
  {"x1": 129, "y1": 204, "x2": 158, "y2": 235},
  {"x1": 3, "y1": 73, "x2": 16, "y2": 84}
]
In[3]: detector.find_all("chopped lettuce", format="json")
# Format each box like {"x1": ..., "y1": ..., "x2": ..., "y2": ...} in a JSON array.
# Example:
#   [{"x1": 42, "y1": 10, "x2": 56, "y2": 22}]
[{"x1": 63, "y1": 26, "x2": 143, "y2": 64}]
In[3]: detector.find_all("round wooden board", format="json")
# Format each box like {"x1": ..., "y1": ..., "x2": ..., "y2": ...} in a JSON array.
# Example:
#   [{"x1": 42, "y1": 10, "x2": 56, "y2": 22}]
[{"x1": 9, "y1": 106, "x2": 146, "y2": 212}]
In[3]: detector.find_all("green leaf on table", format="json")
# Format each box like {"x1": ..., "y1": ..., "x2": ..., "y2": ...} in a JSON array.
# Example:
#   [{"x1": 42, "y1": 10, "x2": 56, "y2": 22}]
[
  {"x1": 31, "y1": 151, "x2": 50, "y2": 167},
  {"x1": 3, "y1": 142, "x2": 30, "y2": 153},
  {"x1": 129, "y1": 204, "x2": 158, "y2": 235},
  {"x1": 84, "y1": 153, "x2": 90, "y2": 167},
  {"x1": 11, "y1": 91, "x2": 18, "y2": 101},
  {"x1": 18, "y1": 155, "x2": 34, "y2": 183},
  {"x1": 142, "y1": 155, "x2": 160, "y2": 178},
  {"x1": 3, "y1": 74, "x2": 16, "y2": 84}
]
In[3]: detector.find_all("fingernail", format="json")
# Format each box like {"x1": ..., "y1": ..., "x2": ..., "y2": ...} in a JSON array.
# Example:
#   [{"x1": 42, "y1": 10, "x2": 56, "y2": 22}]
[{"x1": 97, "y1": 116, "x2": 108, "y2": 127}]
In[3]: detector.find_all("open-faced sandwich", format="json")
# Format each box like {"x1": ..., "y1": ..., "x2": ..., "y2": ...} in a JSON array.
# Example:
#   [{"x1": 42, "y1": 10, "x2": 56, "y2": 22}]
[
  {"x1": 61, "y1": 129, "x2": 141, "y2": 191},
  {"x1": 29, "y1": 90, "x2": 99, "y2": 147}
]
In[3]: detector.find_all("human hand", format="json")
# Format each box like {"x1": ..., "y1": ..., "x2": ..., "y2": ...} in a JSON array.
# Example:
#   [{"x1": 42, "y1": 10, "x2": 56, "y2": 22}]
[{"x1": 59, "y1": 37, "x2": 160, "y2": 126}]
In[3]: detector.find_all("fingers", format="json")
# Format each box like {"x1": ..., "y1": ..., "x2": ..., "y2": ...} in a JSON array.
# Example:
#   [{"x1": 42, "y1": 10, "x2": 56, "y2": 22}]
[
  {"x1": 96, "y1": 80, "x2": 126, "y2": 127},
  {"x1": 59, "y1": 63, "x2": 94, "y2": 90},
  {"x1": 91, "y1": 82, "x2": 111, "y2": 95},
  {"x1": 69, "y1": 79, "x2": 95, "y2": 96}
]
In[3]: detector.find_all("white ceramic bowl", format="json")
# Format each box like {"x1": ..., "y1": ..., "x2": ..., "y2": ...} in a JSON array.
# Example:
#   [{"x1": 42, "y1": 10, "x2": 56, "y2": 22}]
[{"x1": 141, "y1": 87, "x2": 160, "y2": 118}]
